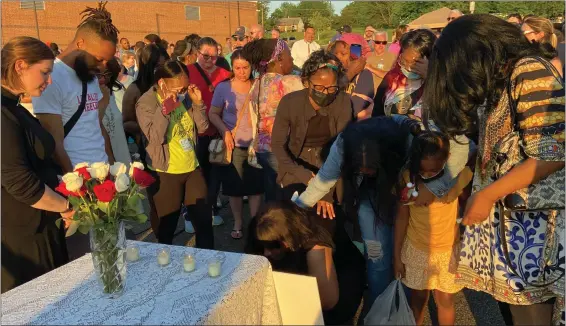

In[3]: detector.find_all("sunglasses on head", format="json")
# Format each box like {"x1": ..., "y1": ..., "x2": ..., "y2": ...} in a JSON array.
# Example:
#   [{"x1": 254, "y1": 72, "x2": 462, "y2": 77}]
[{"x1": 375, "y1": 41, "x2": 387, "y2": 45}]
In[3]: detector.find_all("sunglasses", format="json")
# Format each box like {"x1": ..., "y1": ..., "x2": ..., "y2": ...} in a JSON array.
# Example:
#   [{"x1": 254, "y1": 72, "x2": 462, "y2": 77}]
[
  {"x1": 198, "y1": 50, "x2": 217, "y2": 61},
  {"x1": 375, "y1": 41, "x2": 387, "y2": 45}
]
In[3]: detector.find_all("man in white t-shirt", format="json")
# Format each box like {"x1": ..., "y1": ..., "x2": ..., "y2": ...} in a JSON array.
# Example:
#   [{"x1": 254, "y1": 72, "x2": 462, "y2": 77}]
[
  {"x1": 291, "y1": 26, "x2": 320, "y2": 69},
  {"x1": 33, "y1": 3, "x2": 118, "y2": 173}
]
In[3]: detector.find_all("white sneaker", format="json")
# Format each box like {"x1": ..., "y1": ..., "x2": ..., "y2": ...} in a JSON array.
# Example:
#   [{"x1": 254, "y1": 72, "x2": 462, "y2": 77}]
[
  {"x1": 185, "y1": 220, "x2": 195, "y2": 234},
  {"x1": 212, "y1": 215, "x2": 224, "y2": 226}
]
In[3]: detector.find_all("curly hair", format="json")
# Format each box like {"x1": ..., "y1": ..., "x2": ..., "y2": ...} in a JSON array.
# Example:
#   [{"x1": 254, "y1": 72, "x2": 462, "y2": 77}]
[
  {"x1": 76, "y1": 1, "x2": 119, "y2": 44},
  {"x1": 423, "y1": 14, "x2": 556, "y2": 137},
  {"x1": 300, "y1": 49, "x2": 345, "y2": 87}
]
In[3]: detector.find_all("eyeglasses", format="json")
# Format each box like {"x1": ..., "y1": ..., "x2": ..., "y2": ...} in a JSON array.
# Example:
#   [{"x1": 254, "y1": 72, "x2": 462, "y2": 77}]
[
  {"x1": 375, "y1": 41, "x2": 387, "y2": 45},
  {"x1": 95, "y1": 71, "x2": 112, "y2": 79},
  {"x1": 309, "y1": 82, "x2": 339, "y2": 94},
  {"x1": 232, "y1": 35, "x2": 247, "y2": 41},
  {"x1": 198, "y1": 50, "x2": 217, "y2": 61}
]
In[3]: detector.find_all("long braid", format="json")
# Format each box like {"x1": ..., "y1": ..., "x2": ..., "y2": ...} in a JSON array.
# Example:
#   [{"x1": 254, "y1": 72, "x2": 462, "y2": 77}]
[{"x1": 77, "y1": 1, "x2": 119, "y2": 43}]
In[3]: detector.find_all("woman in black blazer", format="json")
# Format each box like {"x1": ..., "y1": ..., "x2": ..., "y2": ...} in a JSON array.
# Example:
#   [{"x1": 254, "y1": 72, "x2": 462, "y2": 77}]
[
  {"x1": 271, "y1": 50, "x2": 352, "y2": 217},
  {"x1": 1, "y1": 37, "x2": 74, "y2": 293}
]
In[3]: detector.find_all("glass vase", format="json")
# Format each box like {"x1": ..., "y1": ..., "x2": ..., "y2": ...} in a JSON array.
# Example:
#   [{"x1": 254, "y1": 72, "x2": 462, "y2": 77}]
[{"x1": 89, "y1": 221, "x2": 127, "y2": 298}]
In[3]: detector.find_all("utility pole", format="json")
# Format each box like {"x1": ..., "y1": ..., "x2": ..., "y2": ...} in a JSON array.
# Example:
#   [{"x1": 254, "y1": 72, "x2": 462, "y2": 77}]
[
  {"x1": 228, "y1": 0, "x2": 232, "y2": 36},
  {"x1": 261, "y1": 5, "x2": 264, "y2": 26},
  {"x1": 156, "y1": 14, "x2": 160, "y2": 35},
  {"x1": 237, "y1": 1, "x2": 241, "y2": 26},
  {"x1": 469, "y1": 1, "x2": 476, "y2": 14},
  {"x1": 33, "y1": 1, "x2": 40, "y2": 39}
]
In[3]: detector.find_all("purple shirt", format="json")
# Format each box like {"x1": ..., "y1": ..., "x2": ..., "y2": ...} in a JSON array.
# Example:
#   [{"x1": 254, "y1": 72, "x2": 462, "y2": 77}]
[{"x1": 211, "y1": 81, "x2": 253, "y2": 147}]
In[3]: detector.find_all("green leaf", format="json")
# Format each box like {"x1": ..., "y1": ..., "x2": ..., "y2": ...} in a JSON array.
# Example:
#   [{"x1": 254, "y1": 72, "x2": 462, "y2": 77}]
[
  {"x1": 55, "y1": 218, "x2": 62, "y2": 229},
  {"x1": 68, "y1": 196, "x2": 81, "y2": 208},
  {"x1": 65, "y1": 220, "x2": 80, "y2": 237},
  {"x1": 78, "y1": 224, "x2": 91, "y2": 235},
  {"x1": 127, "y1": 196, "x2": 140, "y2": 209},
  {"x1": 136, "y1": 214, "x2": 148, "y2": 224},
  {"x1": 98, "y1": 201, "x2": 109, "y2": 214}
]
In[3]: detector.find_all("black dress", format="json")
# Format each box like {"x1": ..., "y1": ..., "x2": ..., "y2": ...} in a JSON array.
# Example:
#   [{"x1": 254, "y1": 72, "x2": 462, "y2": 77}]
[
  {"x1": 246, "y1": 214, "x2": 365, "y2": 325},
  {"x1": 1, "y1": 87, "x2": 68, "y2": 293}
]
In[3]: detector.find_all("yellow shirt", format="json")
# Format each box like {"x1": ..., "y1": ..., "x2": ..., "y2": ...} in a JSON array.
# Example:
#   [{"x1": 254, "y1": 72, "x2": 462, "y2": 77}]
[
  {"x1": 155, "y1": 94, "x2": 198, "y2": 174},
  {"x1": 404, "y1": 167, "x2": 473, "y2": 253}
]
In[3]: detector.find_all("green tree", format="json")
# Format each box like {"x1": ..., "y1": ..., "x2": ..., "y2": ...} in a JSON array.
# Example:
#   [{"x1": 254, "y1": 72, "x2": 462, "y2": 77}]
[
  {"x1": 309, "y1": 11, "x2": 332, "y2": 37},
  {"x1": 295, "y1": 1, "x2": 334, "y2": 24},
  {"x1": 257, "y1": 1, "x2": 270, "y2": 28}
]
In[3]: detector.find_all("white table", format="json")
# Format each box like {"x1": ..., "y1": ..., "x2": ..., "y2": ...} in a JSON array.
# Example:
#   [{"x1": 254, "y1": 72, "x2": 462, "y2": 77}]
[{"x1": 1, "y1": 241, "x2": 282, "y2": 325}]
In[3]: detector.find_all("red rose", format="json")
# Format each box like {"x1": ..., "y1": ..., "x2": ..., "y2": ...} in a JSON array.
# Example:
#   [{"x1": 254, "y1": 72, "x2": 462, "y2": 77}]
[
  {"x1": 132, "y1": 168, "x2": 156, "y2": 188},
  {"x1": 74, "y1": 167, "x2": 91, "y2": 181},
  {"x1": 55, "y1": 182, "x2": 71, "y2": 196},
  {"x1": 55, "y1": 182, "x2": 87, "y2": 197},
  {"x1": 93, "y1": 180, "x2": 117, "y2": 203}
]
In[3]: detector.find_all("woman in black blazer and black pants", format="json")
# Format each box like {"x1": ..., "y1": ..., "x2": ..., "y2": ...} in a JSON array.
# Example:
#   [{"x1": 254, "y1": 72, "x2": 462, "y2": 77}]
[
  {"x1": 271, "y1": 50, "x2": 352, "y2": 217},
  {"x1": 1, "y1": 37, "x2": 74, "y2": 293}
]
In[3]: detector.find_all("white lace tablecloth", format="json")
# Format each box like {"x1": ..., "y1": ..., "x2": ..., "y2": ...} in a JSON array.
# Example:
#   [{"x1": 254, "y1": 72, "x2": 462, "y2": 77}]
[{"x1": 1, "y1": 241, "x2": 282, "y2": 325}]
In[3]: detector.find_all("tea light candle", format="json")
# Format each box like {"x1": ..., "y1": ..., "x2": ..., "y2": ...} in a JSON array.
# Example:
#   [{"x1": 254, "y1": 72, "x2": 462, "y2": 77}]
[
  {"x1": 157, "y1": 248, "x2": 170, "y2": 266},
  {"x1": 126, "y1": 246, "x2": 140, "y2": 262},
  {"x1": 183, "y1": 254, "x2": 196, "y2": 272},
  {"x1": 208, "y1": 259, "x2": 221, "y2": 277}
]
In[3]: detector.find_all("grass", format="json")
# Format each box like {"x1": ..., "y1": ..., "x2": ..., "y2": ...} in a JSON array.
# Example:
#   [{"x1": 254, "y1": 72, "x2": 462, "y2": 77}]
[{"x1": 277, "y1": 27, "x2": 393, "y2": 46}]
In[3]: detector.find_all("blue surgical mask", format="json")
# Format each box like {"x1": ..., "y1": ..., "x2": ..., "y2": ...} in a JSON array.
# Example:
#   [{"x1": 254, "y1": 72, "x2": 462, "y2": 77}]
[{"x1": 401, "y1": 66, "x2": 421, "y2": 80}]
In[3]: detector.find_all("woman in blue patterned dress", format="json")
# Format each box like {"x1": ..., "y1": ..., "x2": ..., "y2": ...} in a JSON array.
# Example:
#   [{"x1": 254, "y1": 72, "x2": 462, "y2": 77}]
[{"x1": 424, "y1": 14, "x2": 565, "y2": 325}]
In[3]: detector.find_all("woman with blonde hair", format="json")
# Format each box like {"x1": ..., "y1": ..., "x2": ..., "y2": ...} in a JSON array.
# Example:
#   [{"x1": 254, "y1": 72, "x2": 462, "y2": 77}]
[
  {"x1": 1, "y1": 37, "x2": 73, "y2": 292},
  {"x1": 522, "y1": 16, "x2": 563, "y2": 75}
]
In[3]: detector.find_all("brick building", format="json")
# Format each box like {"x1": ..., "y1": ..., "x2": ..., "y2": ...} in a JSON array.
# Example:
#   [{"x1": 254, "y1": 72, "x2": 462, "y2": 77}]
[{"x1": 1, "y1": 1, "x2": 258, "y2": 48}]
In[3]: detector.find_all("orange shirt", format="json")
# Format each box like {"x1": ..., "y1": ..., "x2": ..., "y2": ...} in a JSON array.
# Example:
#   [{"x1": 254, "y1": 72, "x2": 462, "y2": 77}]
[{"x1": 404, "y1": 167, "x2": 473, "y2": 253}]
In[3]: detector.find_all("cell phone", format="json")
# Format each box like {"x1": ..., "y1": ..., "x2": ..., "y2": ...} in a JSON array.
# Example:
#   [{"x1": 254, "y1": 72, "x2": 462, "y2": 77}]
[
  {"x1": 161, "y1": 96, "x2": 178, "y2": 115},
  {"x1": 350, "y1": 44, "x2": 362, "y2": 59}
]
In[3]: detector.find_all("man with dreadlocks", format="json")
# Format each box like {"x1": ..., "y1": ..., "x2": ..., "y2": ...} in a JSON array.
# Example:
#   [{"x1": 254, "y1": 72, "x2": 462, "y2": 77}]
[{"x1": 33, "y1": 1, "x2": 119, "y2": 260}]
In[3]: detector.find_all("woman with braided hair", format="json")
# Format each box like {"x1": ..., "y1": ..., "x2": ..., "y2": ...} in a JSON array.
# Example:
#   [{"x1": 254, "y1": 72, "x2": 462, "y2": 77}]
[{"x1": 240, "y1": 38, "x2": 303, "y2": 202}]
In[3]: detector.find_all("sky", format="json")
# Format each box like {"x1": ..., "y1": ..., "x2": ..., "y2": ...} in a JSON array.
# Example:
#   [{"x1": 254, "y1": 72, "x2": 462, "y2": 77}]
[{"x1": 268, "y1": 1, "x2": 352, "y2": 16}]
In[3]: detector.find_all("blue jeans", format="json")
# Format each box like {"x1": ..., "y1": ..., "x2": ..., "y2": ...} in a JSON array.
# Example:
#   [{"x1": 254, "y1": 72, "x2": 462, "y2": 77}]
[
  {"x1": 256, "y1": 152, "x2": 278, "y2": 202},
  {"x1": 358, "y1": 197, "x2": 393, "y2": 306}
]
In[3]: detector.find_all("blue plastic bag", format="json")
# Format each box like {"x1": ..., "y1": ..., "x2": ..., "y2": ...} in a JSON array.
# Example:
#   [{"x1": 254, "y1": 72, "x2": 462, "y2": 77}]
[{"x1": 364, "y1": 280, "x2": 416, "y2": 325}]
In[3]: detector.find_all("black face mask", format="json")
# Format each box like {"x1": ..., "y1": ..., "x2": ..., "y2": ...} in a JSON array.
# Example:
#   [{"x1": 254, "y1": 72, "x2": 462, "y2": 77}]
[{"x1": 310, "y1": 88, "x2": 338, "y2": 107}]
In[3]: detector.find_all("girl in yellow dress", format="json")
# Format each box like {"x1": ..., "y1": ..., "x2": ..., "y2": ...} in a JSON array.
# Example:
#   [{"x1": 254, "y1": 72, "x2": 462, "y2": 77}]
[{"x1": 394, "y1": 130, "x2": 472, "y2": 325}]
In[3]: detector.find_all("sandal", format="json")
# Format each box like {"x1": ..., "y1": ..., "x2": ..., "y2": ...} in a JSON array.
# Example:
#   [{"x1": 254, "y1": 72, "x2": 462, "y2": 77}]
[{"x1": 231, "y1": 229, "x2": 243, "y2": 240}]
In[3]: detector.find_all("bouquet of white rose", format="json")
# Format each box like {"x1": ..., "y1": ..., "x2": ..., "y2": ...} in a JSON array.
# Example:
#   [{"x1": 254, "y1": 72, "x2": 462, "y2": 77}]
[{"x1": 55, "y1": 161, "x2": 156, "y2": 297}]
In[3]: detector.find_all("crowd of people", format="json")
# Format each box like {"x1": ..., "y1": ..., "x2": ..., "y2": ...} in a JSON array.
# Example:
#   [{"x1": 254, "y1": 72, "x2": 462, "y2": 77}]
[{"x1": 1, "y1": 2, "x2": 565, "y2": 325}]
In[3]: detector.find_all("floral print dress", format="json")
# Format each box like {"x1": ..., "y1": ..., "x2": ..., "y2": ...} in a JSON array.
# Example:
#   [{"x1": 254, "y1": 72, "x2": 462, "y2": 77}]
[{"x1": 456, "y1": 57, "x2": 565, "y2": 324}]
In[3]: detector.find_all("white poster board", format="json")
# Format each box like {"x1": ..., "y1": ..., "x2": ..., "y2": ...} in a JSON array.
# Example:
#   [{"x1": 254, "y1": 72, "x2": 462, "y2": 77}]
[{"x1": 273, "y1": 271, "x2": 325, "y2": 325}]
